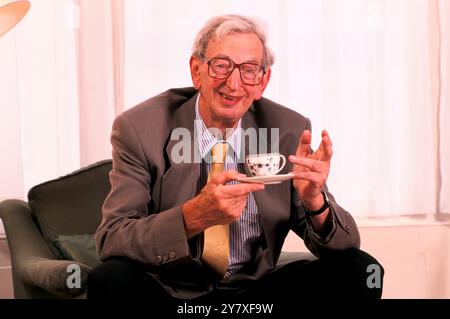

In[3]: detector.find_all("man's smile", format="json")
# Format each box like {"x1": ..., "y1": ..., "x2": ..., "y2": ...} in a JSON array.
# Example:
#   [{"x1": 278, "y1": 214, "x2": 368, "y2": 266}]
[{"x1": 218, "y1": 92, "x2": 243, "y2": 105}]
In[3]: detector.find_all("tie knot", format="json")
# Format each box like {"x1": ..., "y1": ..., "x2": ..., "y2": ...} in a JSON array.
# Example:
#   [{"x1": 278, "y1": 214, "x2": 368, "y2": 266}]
[{"x1": 211, "y1": 142, "x2": 228, "y2": 164}]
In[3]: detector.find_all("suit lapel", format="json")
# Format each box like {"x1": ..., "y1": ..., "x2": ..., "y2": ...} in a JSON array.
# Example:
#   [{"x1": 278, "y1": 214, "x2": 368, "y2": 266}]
[{"x1": 160, "y1": 93, "x2": 200, "y2": 211}]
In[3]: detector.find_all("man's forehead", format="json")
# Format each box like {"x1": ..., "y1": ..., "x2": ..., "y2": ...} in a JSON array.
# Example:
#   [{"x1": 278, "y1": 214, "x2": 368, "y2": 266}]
[
  {"x1": 213, "y1": 53, "x2": 260, "y2": 64},
  {"x1": 205, "y1": 32, "x2": 264, "y2": 62}
]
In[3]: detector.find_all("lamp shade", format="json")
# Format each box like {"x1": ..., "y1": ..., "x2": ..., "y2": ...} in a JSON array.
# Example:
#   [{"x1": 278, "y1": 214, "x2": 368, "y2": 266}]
[{"x1": 0, "y1": 0, "x2": 30, "y2": 37}]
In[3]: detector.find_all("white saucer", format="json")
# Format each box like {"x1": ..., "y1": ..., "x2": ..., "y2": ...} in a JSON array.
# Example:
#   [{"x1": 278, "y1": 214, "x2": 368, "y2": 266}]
[{"x1": 237, "y1": 173, "x2": 295, "y2": 185}]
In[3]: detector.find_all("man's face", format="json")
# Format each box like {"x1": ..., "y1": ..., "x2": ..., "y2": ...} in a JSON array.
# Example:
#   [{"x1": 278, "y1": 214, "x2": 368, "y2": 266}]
[{"x1": 190, "y1": 32, "x2": 271, "y2": 129}]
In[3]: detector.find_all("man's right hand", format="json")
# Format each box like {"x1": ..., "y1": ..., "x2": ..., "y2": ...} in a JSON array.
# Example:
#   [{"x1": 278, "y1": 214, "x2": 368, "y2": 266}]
[{"x1": 182, "y1": 170, "x2": 265, "y2": 239}]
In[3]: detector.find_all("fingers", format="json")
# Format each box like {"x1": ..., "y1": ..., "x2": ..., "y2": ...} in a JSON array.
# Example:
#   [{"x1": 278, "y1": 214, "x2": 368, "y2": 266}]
[
  {"x1": 224, "y1": 183, "x2": 265, "y2": 196},
  {"x1": 295, "y1": 130, "x2": 311, "y2": 157},
  {"x1": 292, "y1": 171, "x2": 326, "y2": 187},
  {"x1": 294, "y1": 129, "x2": 333, "y2": 162},
  {"x1": 210, "y1": 170, "x2": 265, "y2": 196},
  {"x1": 289, "y1": 150, "x2": 329, "y2": 189},
  {"x1": 210, "y1": 170, "x2": 242, "y2": 185},
  {"x1": 289, "y1": 155, "x2": 325, "y2": 172},
  {"x1": 318, "y1": 129, "x2": 333, "y2": 161}
]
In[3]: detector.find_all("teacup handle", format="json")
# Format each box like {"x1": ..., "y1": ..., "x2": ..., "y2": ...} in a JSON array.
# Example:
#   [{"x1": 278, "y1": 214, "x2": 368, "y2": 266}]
[{"x1": 275, "y1": 154, "x2": 286, "y2": 175}]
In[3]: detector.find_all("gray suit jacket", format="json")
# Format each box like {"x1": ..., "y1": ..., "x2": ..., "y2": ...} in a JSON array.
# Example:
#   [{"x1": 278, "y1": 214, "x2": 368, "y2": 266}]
[{"x1": 95, "y1": 87, "x2": 360, "y2": 298}]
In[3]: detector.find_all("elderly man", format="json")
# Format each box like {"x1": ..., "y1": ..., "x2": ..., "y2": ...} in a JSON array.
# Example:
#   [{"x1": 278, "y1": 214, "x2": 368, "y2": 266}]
[{"x1": 88, "y1": 14, "x2": 383, "y2": 303}]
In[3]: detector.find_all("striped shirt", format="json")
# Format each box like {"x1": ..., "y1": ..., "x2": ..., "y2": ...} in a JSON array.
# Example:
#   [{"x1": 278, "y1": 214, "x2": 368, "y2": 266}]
[{"x1": 194, "y1": 96, "x2": 263, "y2": 277}]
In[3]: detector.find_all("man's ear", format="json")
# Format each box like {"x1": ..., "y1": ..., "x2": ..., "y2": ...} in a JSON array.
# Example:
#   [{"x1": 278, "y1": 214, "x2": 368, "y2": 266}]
[
  {"x1": 254, "y1": 68, "x2": 271, "y2": 100},
  {"x1": 190, "y1": 55, "x2": 201, "y2": 89}
]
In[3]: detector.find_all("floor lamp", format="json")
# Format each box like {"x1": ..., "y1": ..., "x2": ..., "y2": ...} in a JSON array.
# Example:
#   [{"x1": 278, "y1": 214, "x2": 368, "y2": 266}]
[{"x1": 0, "y1": 0, "x2": 30, "y2": 37}]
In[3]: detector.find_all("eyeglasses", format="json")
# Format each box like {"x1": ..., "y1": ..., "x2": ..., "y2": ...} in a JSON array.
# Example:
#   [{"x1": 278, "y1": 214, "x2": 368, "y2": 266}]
[{"x1": 201, "y1": 55, "x2": 265, "y2": 86}]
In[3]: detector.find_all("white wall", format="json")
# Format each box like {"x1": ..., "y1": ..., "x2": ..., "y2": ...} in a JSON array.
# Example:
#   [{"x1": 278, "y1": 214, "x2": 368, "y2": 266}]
[{"x1": 283, "y1": 216, "x2": 450, "y2": 298}]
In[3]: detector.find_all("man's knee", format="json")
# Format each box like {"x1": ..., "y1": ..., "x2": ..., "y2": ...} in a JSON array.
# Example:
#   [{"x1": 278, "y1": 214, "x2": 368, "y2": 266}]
[
  {"x1": 335, "y1": 248, "x2": 384, "y2": 277},
  {"x1": 329, "y1": 248, "x2": 384, "y2": 299},
  {"x1": 87, "y1": 257, "x2": 155, "y2": 299}
]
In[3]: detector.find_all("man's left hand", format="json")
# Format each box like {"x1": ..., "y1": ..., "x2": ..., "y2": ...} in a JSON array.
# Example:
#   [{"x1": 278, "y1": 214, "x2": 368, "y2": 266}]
[{"x1": 289, "y1": 129, "x2": 333, "y2": 212}]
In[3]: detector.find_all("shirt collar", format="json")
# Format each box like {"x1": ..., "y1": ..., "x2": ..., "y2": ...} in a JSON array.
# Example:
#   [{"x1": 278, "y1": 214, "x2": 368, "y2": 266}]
[{"x1": 194, "y1": 94, "x2": 242, "y2": 159}]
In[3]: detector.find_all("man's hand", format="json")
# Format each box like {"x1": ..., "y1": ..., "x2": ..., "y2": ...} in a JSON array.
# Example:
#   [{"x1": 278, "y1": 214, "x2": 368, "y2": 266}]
[
  {"x1": 289, "y1": 129, "x2": 333, "y2": 212},
  {"x1": 182, "y1": 170, "x2": 265, "y2": 238}
]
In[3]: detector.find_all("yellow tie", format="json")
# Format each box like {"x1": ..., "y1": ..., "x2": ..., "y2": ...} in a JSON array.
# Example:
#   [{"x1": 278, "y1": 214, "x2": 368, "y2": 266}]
[{"x1": 201, "y1": 142, "x2": 230, "y2": 276}]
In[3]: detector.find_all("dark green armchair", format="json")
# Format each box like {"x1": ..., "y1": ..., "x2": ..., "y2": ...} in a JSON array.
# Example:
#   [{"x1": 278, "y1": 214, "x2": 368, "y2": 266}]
[{"x1": 0, "y1": 160, "x2": 112, "y2": 298}]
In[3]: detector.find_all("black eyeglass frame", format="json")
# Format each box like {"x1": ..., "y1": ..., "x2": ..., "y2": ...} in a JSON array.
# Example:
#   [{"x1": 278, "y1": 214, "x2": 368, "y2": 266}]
[{"x1": 200, "y1": 55, "x2": 266, "y2": 86}]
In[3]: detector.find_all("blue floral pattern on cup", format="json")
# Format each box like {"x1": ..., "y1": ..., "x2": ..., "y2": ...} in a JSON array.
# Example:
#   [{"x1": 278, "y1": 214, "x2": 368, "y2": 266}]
[{"x1": 245, "y1": 153, "x2": 286, "y2": 176}]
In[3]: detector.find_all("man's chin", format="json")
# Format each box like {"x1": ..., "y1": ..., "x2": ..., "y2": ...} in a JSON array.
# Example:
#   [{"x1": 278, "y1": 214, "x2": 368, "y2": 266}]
[{"x1": 215, "y1": 110, "x2": 242, "y2": 124}]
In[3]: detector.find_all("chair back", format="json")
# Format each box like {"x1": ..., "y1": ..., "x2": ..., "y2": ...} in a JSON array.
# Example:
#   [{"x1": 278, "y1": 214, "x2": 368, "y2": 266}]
[{"x1": 27, "y1": 160, "x2": 112, "y2": 266}]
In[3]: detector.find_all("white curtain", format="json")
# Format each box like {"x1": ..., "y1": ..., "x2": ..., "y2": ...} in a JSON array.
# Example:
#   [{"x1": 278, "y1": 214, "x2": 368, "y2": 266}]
[
  {"x1": 123, "y1": 0, "x2": 450, "y2": 217},
  {"x1": 0, "y1": 0, "x2": 120, "y2": 203},
  {"x1": 0, "y1": 0, "x2": 449, "y2": 223},
  {"x1": 0, "y1": 0, "x2": 80, "y2": 201},
  {"x1": 439, "y1": 0, "x2": 450, "y2": 215}
]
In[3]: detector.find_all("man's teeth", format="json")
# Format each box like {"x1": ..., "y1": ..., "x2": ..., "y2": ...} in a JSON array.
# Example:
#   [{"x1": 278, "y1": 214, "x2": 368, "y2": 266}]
[{"x1": 221, "y1": 93, "x2": 237, "y2": 100}]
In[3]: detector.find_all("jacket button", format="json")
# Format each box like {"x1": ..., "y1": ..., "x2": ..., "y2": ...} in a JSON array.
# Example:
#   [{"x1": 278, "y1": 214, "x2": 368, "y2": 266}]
[
  {"x1": 156, "y1": 256, "x2": 163, "y2": 264},
  {"x1": 169, "y1": 251, "x2": 176, "y2": 259}
]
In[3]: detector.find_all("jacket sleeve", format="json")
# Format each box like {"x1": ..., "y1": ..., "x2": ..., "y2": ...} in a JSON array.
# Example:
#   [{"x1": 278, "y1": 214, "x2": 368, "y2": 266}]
[
  {"x1": 288, "y1": 117, "x2": 360, "y2": 257},
  {"x1": 290, "y1": 187, "x2": 361, "y2": 257},
  {"x1": 95, "y1": 113, "x2": 199, "y2": 268}
]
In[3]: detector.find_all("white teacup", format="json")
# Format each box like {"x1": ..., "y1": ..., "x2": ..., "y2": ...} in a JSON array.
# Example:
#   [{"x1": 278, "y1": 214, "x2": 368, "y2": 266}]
[{"x1": 245, "y1": 153, "x2": 286, "y2": 176}]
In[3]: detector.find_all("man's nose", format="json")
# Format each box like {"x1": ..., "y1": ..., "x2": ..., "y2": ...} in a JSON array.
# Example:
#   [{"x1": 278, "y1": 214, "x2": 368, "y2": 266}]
[{"x1": 226, "y1": 67, "x2": 242, "y2": 90}]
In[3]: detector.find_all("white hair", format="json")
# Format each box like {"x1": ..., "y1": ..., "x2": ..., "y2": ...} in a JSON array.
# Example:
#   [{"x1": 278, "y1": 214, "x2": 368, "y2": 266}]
[{"x1": 192, "y1": 14, "x2": 275, "y2": 69}]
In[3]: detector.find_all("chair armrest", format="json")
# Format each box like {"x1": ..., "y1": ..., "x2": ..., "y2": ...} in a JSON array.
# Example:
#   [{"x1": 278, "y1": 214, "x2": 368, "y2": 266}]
[
  {"x1": 25, "y1": 257, "x2": 91, "y2": 298},
  {"x1": 0, "y1": 199, "x2": 55, "y2": 278},
  {"x1": 0, "y1": 199, "x2": 91, "y2": 297}
]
